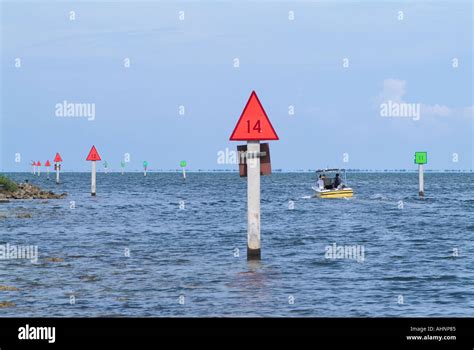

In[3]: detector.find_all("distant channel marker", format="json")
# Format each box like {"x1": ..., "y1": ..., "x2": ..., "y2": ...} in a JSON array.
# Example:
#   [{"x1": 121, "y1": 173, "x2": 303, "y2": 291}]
[
  {"x1": 180, "y1": 160, "x2": 187, "y2": 180},
  {"x1": 86, "y1": 146, "x2": 101, "y2": 196},
  {"x1": 415, "y1": 152, "x2": 427, "y2": 197},
  {"x1": 36, "y1": 161, "x2": 41, "y2": 176},
  {"x1": 45, "y1": 160, "x2": 51, "y2": 179},
  {"x1": 54, "y1": 152, "x2": 63, "y2": 184}
]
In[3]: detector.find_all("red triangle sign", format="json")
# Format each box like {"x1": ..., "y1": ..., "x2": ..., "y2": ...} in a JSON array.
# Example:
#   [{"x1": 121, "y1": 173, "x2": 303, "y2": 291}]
[
  {"x1": 54, "y1": 153, "x2": 63, "y2": 163},
  {"x1": 32, "y1": 161, "x2": 36, "y2": 166},
  {"x1": 37, "y1": 161, "x2": 41, "y2": 166},
  {"x1": 230, "y1": 91, "x2": 279, "y2": 141},
  {"x1": 86, "y1": 145, "x2": 101, "y2": 161},
  {"x1": 45, "y1": 160, "x2": 51, "y2": 167}
]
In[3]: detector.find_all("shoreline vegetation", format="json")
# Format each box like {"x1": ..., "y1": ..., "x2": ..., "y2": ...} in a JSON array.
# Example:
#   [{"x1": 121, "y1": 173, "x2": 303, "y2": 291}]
[{"x1": 0, "y1": 175, "x2": 66, "y2": 201}]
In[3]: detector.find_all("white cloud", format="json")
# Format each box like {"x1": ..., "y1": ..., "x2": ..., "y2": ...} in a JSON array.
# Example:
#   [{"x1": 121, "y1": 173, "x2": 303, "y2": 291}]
[
  {"x1": 376, "y1": 78, "x2": 474, "y2": 119},
  {"x1": 378, "y1": 78, "x2": 406, "y2": 103},
  {"x1": 420, "y1": 104, "x2": 452, "y2": 117},
  {"x1": 461, "y1": 106, "x2": 474, "y2": 118}
]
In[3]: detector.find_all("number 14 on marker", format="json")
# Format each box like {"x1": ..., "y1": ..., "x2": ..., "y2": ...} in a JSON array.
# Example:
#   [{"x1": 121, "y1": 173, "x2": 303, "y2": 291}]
[{"x1": 247, "y1": 120, "x2": 262, "y2": 133}]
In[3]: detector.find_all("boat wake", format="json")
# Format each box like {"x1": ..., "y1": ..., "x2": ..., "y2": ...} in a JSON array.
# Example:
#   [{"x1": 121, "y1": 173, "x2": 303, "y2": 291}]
[{"x1": 370, "y1": 193, "x2": 388, "y2": 201}]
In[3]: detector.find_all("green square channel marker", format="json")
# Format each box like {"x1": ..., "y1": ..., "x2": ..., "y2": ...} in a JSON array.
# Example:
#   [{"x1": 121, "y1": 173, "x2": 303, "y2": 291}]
[
  {"x1": 414, "y1": 152, "x2": 427, "y2": 165},
  {"x1": 180, "y1": 160, "x2": 187, "y2": 168}
]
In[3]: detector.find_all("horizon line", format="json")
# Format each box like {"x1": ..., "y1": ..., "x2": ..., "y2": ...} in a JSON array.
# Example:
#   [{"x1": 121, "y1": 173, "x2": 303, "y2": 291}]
[{"x1": 2, "y1": 169, "x2": 473, "y2": 174}]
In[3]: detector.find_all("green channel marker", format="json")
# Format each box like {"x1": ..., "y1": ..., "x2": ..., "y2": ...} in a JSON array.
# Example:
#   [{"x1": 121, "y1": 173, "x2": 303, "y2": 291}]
[
  {"x1": 180, "y1": 160, "x2": 187, "y2": 180},
  {"x1": 120, "y1": 161, "x2": 125, "y2": 168},
  {"x1": 414, "y1": 152, "x2": 427, "y2": 165},
  {"x1": 143, "y1": 161, "x2": 148, "y2": 168},
  {"x1": 415, "y1": 152, "x2": 427, "y2": 197}
]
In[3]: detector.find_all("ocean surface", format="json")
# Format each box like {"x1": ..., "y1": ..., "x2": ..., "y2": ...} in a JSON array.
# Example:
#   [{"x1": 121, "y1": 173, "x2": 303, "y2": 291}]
[{"x1": 0, "y1": 172, "x2": 473, "y2": 317}]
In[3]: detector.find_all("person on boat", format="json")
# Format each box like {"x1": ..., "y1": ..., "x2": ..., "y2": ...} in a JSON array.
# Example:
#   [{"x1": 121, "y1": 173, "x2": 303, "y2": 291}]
[
  {"x1": 334, "y1": 173, "x2": 342, "y2": 189},
  {"x1": 317, "y1": 175, "x2": 324, "y2": 190},
  {"x1": 320, "y1": 175, "x2": 330, "y2": 189}
]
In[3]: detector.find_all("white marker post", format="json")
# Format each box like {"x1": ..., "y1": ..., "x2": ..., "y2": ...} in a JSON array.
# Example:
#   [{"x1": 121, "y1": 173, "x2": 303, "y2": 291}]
[
  {"x1": 37, "y1": 162, "x2": 41, "y2": 176},
  {"x1": 418, "y1": 164, "x2": 424, "y2": 197},
  {"x1": 247, "y1": 141, "x2": 261, "y2": 259},
  {"x1": 55, "y1": 164, "x2": 60, "y2": 184},
  {"x1": 45, "y1": 161, "x2": 51, "y2": 179},
  {"x1": 32, "y1": 163, "x2": 36, "y2": 175},
  {"x1": 415, "y1": 152, "x2": 427, "y2": 197},
  {"x1": 86, "y1": 146, "x2": 101, "y2": 196},
  {"x1": 91, "y1": 161, "x2": 97, "y2": 196},
  {"x1": 143, "y1": 161, "x2": 148, "y2": 177},
  {"x1": 180, "y1": 160, "x2": 187, "y2": 181},
  {"x1": 54, "y1": 153, "x2": 63, "y2": 184},
  {"x1": 121, "y1": 161, "x2": 125, "y2": 175},
  {"x1": 229, "y1": 91, "x2": 279, "y2": 261}
]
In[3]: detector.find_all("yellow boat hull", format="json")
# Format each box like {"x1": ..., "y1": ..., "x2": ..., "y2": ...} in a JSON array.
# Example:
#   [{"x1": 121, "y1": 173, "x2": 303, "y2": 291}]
[{"x1": 316, "y1": 188, "x2": 354, "y2": 198}]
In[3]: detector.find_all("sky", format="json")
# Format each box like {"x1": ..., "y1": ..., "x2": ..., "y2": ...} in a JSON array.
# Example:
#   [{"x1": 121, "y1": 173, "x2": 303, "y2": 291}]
[{"x1": 1, "y1": 0, "x2": 472, "y2": 171}]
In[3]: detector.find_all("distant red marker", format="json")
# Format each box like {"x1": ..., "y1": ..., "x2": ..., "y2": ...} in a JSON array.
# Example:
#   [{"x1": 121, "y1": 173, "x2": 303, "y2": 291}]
[
  {"x1": 86, "y1": 146, "x2": 101, "y2": 161},
  {"x1": 86, "y1": 145, "x2": 101, "y2": 196},
  {"x1": 54, "y1": 153, "x2": 63, "y2": 163},
  {"x1": 54, "y1": 153, "x2": 62, "y2": 184},
  {"x1": 45, "y1": 160, "x2": 51, "y2": 179}
]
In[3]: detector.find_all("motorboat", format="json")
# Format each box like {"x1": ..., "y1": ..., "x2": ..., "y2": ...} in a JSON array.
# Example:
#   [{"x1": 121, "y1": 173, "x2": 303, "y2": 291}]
[{"x1": 312, "y1": 168, "x2": 354, "y2": 198}]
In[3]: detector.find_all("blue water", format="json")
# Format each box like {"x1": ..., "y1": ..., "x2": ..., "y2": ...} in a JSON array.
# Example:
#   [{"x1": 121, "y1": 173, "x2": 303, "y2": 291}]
[{"x1": 0, "y1": 172, "x2": 473, "y2": 316}]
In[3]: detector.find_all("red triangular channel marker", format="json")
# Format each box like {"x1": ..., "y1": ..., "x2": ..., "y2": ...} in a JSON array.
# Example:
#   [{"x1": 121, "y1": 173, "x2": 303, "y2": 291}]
[
  {"x1": 37, "y1": 161, "x2": 41, "y2": 166},
  {"x1": 45, "y1": 160, "x2": 51, "y2": 167},
  {"x1": 86, "y1": 145, "x2": 101, "y2": 161},
  {"x1": 54, "y1": 153, "x2": 63, "y2": 163},
  {"x1": 32, "y1": 161, "x2": 36, "y2": 166},
  {"x1": 229, "y1": 91, "x2": 279, "y2": 141}
]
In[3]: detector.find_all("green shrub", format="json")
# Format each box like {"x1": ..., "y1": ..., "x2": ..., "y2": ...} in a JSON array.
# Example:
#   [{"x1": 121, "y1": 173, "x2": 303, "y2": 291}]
[{"x1": 0, "y1": 175, "x2": 18, "y2": 192}]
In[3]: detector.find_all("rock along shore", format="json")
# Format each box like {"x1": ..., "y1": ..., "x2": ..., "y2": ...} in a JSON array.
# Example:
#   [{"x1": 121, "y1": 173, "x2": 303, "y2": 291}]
[{"x1": 0, "y1": 183, "x2": 67, "y2": 200}]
